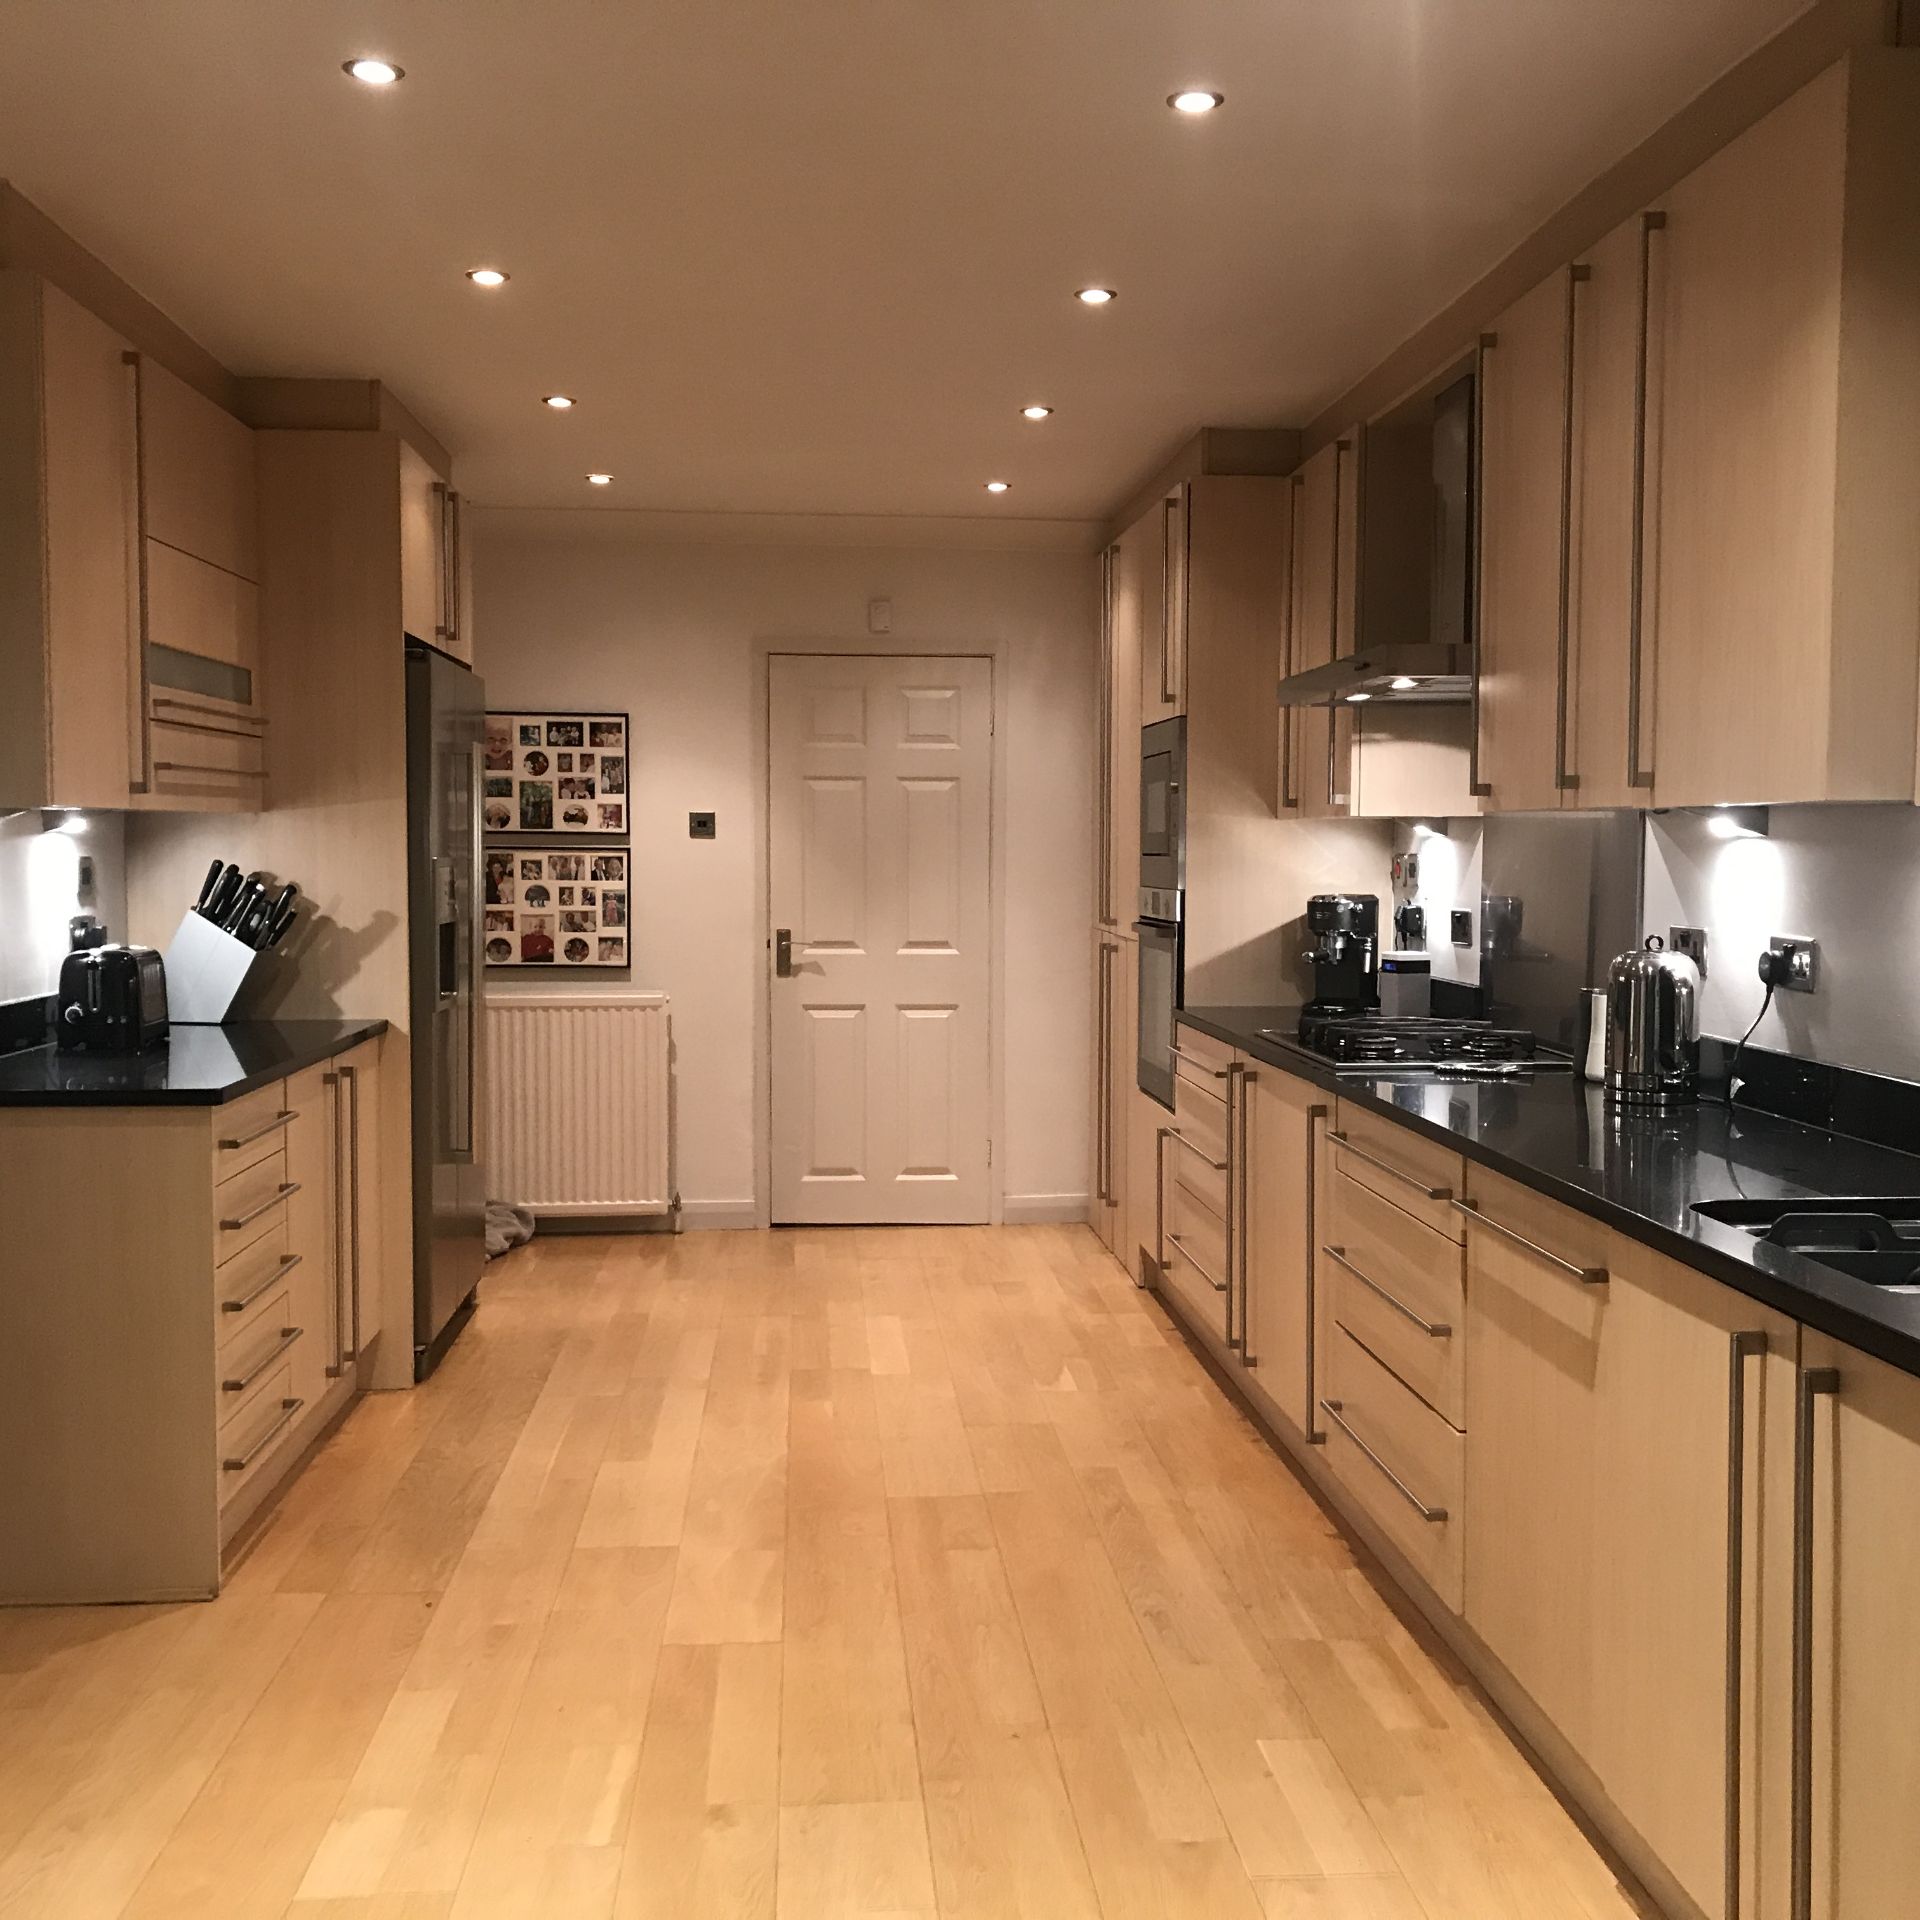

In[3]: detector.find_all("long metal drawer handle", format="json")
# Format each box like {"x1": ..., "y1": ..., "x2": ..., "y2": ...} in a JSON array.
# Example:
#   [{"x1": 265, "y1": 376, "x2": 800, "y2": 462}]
[
  {"x1": 1468, "y1": 332, "x2": 1496, "y2": 798},
  {"x1": 222, "y1": 1324, "x2": 304, "y2": 1394},
  {"x1": 221, "y1": 1251, "x2": 303, "y2": 1315},
  {"x1": 153, "y1": 761, "x2": 268, "y2": 780},
  {"x1": 1323, "y1": 1245, "x2": 1452, "y2": 1338},
  {"x1": 1166, "y1": 1231, "x2": 1228, "y2": 1295},
  {"x1": 1791, "y1": 1366, "x2": 1840, "y2": 1920},
  {"x1": 1164, "y1": 1128, "x2": 1228, "y2": 1175},
  {"x1": 220, "y1": 1181, "x2": 301, "y2": 1232},
  {"x1": 1451, "y1": 1197, "x2": 1607, "y2": 1284},
  {"x1": 149, "y1": 712, "x2": 269, "y2": 744},
  {"x1": 1554, "y1": 263, "x2": 1591, "y2": 794},
  {"x1": 1627, "y1": 210, "x2": 1665, "y2": 792},
  {"x1": 218, "y1": 1108, "x2": 298, "y2": 1152},
  {"x1": 1724, "y1": 1330, "x2": 1768, "y2": 1920},
  {"x1": 1281, "y1": 475, "x2": 1302, "y2": 811},
  {"x1": 1328, "y1": 1131, "x2": 1452, "y2": 1202},
  {"x1": 1319, "y1": 1398, "x2": 1448, "y2": 1523},
  {"x1": 150, "y1": 694, "x2": 268, "y2": 727},
  {"x1": 1170, "y1": 1043, "x2": 1231, "y2": 1081},
  {"x1": 222, "y1": 1397, "x2": 305, "y2": 1473}
]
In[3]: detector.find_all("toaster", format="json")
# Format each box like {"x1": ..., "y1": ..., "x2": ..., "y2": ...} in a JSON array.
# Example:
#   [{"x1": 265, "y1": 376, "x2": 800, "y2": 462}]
[{"x1": 56, "y1": 945, "x2": 170, "y2": 1054}]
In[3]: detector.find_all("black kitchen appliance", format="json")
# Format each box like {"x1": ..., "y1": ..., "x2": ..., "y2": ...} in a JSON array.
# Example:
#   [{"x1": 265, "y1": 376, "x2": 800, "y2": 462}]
[
  {"x1": 56, "y1": 945, "x2": 169, "y2": 1054},
  {"x1": 1304, "y1": 893, "x2": 1381, "y2": 1014},
  {"x1": 1276, "y1": 1011, "x2": 1568, "y2": 1079},
  {"x1": 1134, "y1": 716, "x2": 1188, "y2": 1109}
]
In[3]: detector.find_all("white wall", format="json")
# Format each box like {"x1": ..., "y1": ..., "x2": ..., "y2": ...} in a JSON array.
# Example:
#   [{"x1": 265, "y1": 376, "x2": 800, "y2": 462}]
[
  {"x1": 1390, "y1": 817, "x2": 1483, "y2": 987},
  {"x1": 471, "y1": 512, "x2": 1098, "y2": 1221},
  {"x1": 1644, "y1": 804, "x2": 1920, "y2": 1079},
  {"x1": 0, "y1": 810, "x2": 126, "y2": 1006}
]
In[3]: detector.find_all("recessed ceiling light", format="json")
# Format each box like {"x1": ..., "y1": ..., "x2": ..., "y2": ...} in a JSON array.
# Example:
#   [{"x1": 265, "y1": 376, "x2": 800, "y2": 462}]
[
  {"x1": 586, "y1": 473, "x2": 614, "y2": 486},
  {"x1": 1022, "y1": 405, "x2": 1054, "y2": 421},
  {"x1": 343, "y1": 58, "x2": 404, "y2": 85},
  {"x1": 1075, "y1": 287, "x2": 1117, "y2": 306},
  {"x1": 542, "y1": 394, "x2": 576, "y2": 410},
  {"x1": 466, "y1": 267, "x2": 509, "y2": 288},
  {"x1": 985, "y1": 480, "x2": 1012, "y2": 494},
  {"x1": 1168, "y1": 89, "x2": 1224, "y2": 115}
]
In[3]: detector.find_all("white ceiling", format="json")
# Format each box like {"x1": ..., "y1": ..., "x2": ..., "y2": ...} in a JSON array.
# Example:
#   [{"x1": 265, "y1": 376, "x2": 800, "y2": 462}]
[{"x1": 0, "y1": 1, "x2": 1805, "y2": 522}]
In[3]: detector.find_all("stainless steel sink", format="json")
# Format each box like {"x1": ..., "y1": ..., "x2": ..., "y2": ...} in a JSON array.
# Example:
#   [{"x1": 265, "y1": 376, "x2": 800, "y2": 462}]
[{"x1": 1692, "y1": 1198, "x2": 1920, "y2": 1292}]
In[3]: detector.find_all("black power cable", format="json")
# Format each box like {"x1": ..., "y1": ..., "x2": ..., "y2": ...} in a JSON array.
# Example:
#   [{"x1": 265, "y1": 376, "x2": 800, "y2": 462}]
[{"x1": 1726, "y1": 953, "x2": 1780, "y2": 1110}]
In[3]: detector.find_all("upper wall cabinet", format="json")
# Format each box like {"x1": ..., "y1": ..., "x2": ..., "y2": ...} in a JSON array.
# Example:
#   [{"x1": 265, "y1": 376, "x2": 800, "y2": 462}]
[
  {"x1": 1290, "y1": 436, "x2": 1358, "y2": 819},
  {"x1": 399, "y1": 441, "x2": 470, "y2": 663},
  {"x1": 130, "y1": 356, "x2": 264, "y2": 813},
  {"x1": 0, "y1": 272, "x2": 140, "y2": 811},
  {"x1": 1139, "y1": 484, "x2": 1187, "y2": 723},
  {"x1": 1097, "y1": 528, "x2": 1144, "y2": 930},
  {"x1": 1644, "y1": 54, "x2": 1920, "y2": 809}
]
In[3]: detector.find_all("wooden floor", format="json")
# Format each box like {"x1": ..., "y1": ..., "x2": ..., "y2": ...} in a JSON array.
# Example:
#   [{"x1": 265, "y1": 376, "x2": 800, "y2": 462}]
[{"x1": 0, "y1": 1225, "x2": 1651, "y2": 1920}]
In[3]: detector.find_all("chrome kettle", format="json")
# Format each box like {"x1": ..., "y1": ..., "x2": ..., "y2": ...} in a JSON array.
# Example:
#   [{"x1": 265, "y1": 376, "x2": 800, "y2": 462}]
[{"x1": 1605, "y1": 936, "x2": 1701, "y2": 1106}]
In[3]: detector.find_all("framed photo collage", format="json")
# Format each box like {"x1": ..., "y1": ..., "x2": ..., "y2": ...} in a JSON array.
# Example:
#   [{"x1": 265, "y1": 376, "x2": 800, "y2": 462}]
[{"x1": 482, "y1": 710, "x2": 631, "y2": 969}]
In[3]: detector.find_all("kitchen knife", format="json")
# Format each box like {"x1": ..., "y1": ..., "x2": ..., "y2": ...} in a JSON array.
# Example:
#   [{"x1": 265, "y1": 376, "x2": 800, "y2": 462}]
[
  {"x1": 203, "y1": 863, "x2": 242, "y2": 922},
  {"x1": 195, "y1": 858, "x2": 225, "y2": 913},
  {"x1": 265, "y1": 901, "x2": 299, "y2": 948},
  {"x1": 235, "y1": 886, "x2": 276, "y2": 948},
  {"x1": 222, "y1": 879, "x2": 265, "y2": 937},
  {"x1": 260, "y1": 882, "x2": 300, "y2": 948}
]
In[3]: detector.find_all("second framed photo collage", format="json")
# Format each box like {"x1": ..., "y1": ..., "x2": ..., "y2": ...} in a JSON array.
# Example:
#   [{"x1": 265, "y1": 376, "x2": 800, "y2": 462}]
[{"x1": 482, "y1": 709, "x2": 631, "y2": 969}]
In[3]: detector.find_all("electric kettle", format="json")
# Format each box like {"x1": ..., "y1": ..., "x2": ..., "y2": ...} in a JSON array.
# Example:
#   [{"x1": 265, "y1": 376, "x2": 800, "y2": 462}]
[{"x1": 1604, "y1": 936, "x2": 1700, "y2": 1106}]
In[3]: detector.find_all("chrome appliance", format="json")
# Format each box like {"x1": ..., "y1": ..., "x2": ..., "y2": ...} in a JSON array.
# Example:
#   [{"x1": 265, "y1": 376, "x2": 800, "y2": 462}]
[
  {"x1": 1134, "y1": 717, "x2": 1188, "y2": 1109},
  {"x1": 1604, "y1": 935, "x2": 1701, "y2": 1106}
]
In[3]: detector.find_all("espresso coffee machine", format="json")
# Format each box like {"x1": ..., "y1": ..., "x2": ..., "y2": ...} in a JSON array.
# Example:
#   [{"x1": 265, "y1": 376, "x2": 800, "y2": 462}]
[{"x1": 1304, "y1": 893, "x2": 1380, "y2": 1014}]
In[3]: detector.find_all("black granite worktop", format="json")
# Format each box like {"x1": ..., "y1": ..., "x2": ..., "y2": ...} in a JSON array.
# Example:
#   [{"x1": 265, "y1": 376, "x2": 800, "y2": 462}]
[
  {"x1": 1181, "y1": 1004, "x2": 1920, "y2": 1378},
  {"x1": 0, "y1": 1019, "x2": 388, "y2": 1107}
]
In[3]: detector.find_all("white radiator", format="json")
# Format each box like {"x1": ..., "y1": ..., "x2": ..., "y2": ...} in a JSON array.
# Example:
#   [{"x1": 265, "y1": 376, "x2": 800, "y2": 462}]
[{"x1": 484, "y1": 991, "x2": 674, "y2": 1219}]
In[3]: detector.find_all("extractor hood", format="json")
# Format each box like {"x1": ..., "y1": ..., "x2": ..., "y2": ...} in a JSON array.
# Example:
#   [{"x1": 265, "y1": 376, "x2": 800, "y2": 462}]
[{"x1": 1275, "y1": 643, "x2": 1473, "y2": 708}]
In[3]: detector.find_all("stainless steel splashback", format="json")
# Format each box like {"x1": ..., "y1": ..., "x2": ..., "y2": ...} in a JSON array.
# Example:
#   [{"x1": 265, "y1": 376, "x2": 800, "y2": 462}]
[{"x1": 1481, "y1": 811, "x2": 1642, "y2": 1054}]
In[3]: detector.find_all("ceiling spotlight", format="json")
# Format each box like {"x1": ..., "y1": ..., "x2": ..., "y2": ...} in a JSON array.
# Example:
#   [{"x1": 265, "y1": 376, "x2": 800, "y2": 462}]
[
  {"x1": 343, "y1": 58, "x2": 404, "y2": 85},
  {"x1": 1075, "y1": 287, "x2": 1117, "y2": 306},
  {"x1": 985, "y1": 480, "x2": 1012, "y2": 494},
  {"x1": 542, "y1": 394, "x2": 576, "y2": 410},
  {"x1": 1389, "y1": 676, "x2": 1419, "y2": 691},
  {"x1": 1168, "y1": 89, "x2": 1224, "y2": 115},
  {"x1": 466, "y1": 267, "x2": 509, "y2": 288},
  {"x1": 586, "y1": 473, "x2": 614, "y2": 487},
  {"x1": 1022, "y1": 405, "x2": 1054, "y2": 421}
]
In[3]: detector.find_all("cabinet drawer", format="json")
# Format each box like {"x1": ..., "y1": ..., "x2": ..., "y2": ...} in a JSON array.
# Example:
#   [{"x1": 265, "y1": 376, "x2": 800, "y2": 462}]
[
  {"x1": 217, "y1": 1361, "x2": 304, "y2": 1510},
  {"x1": 216, "y1": 1294, "x2": 304, "y2": 1418},
  {"x1": 148, "y1": 714, "x2": 266, "y2": 805},
  {"x1": 212, "y1": 1080, "x2": 292, "y2": 1164},
  {"x1": 1459, "y1": 1167, "x2": 1611, "y2": 1335},
  {"x1": 214, "y1": 1224, "x2": 299, "y2": 1331},
  {"x1": 1328, "y1": 1103, "x2": 1465, "y2": 1241},
  {"x1": 1164, "y1": 1099, "x2": 1229, "y2": 1219},
  {"x1": 1173, "y1": 1060, "x2": 1230, "y2": 1154},
  {"x1": 1322, "y1": 1322, "x2": 1465, "y2": 1611},
  {"x1": 1166, "y1": 1178, "x2": 1229, "y2": 1296},
  {"x1": 1172, "y1": 1023, "x2": 1236, "y2": 1080},
  {"x1": 213, "y1": 1148, "x2": 296, "y2": 1267},
  {"x1": 1324, "y1": 1168, "x2": 1465, "y2": 1426}
]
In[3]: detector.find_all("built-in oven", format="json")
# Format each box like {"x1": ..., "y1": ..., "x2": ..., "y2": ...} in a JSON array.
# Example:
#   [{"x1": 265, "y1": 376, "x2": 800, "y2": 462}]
[
  {"x1": 1134, "y1": 891, "x2": 1181, "y2": 1108},
  {"x1": 1136, "y1": 716, "x2": 1187, "y2": 1108}
]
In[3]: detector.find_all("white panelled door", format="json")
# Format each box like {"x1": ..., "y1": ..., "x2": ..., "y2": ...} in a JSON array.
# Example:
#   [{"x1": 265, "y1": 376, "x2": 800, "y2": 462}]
[{"x1": 769, "y1": 654, "x2": 993, "y2": 1225}]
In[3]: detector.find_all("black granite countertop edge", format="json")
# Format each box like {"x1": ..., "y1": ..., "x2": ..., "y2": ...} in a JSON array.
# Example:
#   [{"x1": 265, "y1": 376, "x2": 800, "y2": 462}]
[
  {"x1": 1178, "y1": 1004, "x2": 1920, "y2": 1381},
  {"x1": 0, "y1": 1018, "x2": 389, "y2": 1107}
]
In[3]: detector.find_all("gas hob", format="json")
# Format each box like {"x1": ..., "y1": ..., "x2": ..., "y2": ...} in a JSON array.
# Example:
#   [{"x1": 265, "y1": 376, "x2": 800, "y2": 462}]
[{"x1": 1262, "y1": 1013, "x2": 1575, "y2": 1079}]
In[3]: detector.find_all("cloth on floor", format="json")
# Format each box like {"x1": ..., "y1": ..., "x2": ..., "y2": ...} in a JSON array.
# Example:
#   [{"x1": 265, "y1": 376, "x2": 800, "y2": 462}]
[{"x1": 485, "y1": 1201, "x2": 536, "y2": 1260}]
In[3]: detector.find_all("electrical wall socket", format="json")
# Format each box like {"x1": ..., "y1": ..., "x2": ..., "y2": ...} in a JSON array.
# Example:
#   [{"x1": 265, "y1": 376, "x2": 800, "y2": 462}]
[
  {"x1": 1768, "y1": 936, "x2": 1819, "y2": 994},
  {"x1": 1669, "y1": 926, "x2": 1707, "y2": 976}
]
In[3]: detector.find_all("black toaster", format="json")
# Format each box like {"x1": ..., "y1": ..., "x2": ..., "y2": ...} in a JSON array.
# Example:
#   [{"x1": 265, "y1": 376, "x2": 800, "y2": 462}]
[{"x1": 56, "y1": 945, "x2": 170, "y2": 1053}]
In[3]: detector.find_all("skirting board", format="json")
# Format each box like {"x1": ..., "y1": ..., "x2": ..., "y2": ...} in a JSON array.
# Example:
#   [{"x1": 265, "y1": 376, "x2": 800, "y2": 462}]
[
  {"x1": 1003, "y1": 1192, "x2": 1092, "y2": 1225},
  {"x1": 678, "y1": 1199, "x2": 761, "y2": 1231}
]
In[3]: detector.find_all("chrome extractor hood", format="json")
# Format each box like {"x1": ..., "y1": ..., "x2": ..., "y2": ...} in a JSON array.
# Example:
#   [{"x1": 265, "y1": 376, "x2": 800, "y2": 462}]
[{"x1": 1275, "y1": 643, "x2": 1473, "y2": 708}]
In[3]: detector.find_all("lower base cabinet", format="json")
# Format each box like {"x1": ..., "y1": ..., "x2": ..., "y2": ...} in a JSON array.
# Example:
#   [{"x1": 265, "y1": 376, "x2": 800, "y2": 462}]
[
  {"x1": 1242, "y1": 1067, "x2": 1325, "y2": 1436},
  {"x1": 1089, "y1": 928, "x2": 1134, "y2": 1265}
]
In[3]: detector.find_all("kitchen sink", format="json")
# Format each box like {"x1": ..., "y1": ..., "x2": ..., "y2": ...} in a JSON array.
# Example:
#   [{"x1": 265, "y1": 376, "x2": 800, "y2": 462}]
[{"x1": 1692, "y1": 1198, "x2": 1920, "y2": 1292}]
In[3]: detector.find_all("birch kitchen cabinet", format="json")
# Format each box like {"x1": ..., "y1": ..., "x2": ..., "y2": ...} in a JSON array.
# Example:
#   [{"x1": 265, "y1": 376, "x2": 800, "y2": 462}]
[
  {"x1": 1641, "y1": 53, "x2": 1920, "y2": 809},
  {"x1": 1241, "y1": 1063, "x2": 1326, "y2": 1439},
  {"x1": 1289, "y1": 438, "x2": 1358, "y2": 820},
  {"x1": 400, "y1": 437, "x2": 471, "y2": 663},
  {"x1": 1138, "y1": 483, "x2": 1186, "y2": 723},
  {"x1": 1096, "y1": 530, "x2": 1144, "y2": 933},
  {"x1": 0, "y1": 270, "x2": 139, "y2": 810}
]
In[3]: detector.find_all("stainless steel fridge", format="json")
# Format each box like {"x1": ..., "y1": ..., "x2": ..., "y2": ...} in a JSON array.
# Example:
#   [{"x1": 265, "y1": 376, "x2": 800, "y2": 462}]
[{"x1": 405, "y1": 642, "x2": 487, "y2": 1379}]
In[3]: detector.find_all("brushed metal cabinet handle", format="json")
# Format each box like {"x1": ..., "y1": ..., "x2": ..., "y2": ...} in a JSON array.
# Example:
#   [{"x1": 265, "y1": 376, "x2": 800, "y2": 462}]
[
  {"x1": 1452, "y1": 1197, "x2": 1606, "y2": 1284},
  {"x1": 1170, "y1": 1043, "x2": 1231, "y2": 1082},
  {"x1": 121, "y1": 350, "x2": 152, "y2": 795},
  {"x1": 1469, "y1": 333, "x2": 1496, "y2": 797},
  {"x1": 1322, "y1": 1245, "x2": 1452, "y2": 1338},
  {"x1": 1281, "y1": 475, "x2": 1301, "y2": 811},
  {"x1": 222, "y1": 1324, "x2": 303, "y2": 1394},
  {"x1": 1164, "y1": 1128, "x2": 1229, "y2": 1176},
  {"x1": 1160, "y1": 493, "x2": 1180, "y2": 705},
  {"x1": 218, "y1": 1108, "x2": 297, "y2": 1152},
  {"x1": 1627, "y1": 211, "x2": 1665, "y2": 791},
  {"x1": 222, "y1": 1397, "x2": 304, "y2": 1472},
  {"x1": 1165, "y1": 1232, "x2": 1228, "y2": 1295},
  {"x1": 1305, "y1": 1105, "x2": 1329, "y2": 1442},
  {"x1": 1328, "y1": 1130, "x2": 1452, "y2": 1202},
  {"x1": 221, "y1": 1252, "x2": 302, "y2": 1315},
  {"x1": 342, "y1": 1063, "x2": 363, "y2": 1365},
  {"x1": 153, "y1": 761, "x2": 268, "y2": 780},
  {"x1": 1555, "y1": 264, "x2": 1591, "y2": 794},
  {"x1": 220, "y1": 1182, "x2": 300, "y2": 1232},
  {"x1": 1223, "y1": 1060, "x2": 1241, "y2": 1350},
  {"x1": 1791, "y1": 1365, "x2": 1840, "y2": 1920},
  {"x1": 1320, "y1": 1397, "x2": 1448, "y2": 1522},
  {"x1": 1725, "y1": 1329, "x2": 1768, "y2": 1920}
]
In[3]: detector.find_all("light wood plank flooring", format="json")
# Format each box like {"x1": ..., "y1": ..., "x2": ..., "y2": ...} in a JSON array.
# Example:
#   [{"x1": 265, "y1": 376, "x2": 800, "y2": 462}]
[{"x1": 0, "y1": 1226, "x2": 1651, "y2": 1919}]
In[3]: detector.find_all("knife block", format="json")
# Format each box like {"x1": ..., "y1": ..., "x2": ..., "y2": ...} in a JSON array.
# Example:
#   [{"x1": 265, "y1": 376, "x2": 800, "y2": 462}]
[{"x1": 163, "y1": 912, "x2": 262, "y2": 1025}]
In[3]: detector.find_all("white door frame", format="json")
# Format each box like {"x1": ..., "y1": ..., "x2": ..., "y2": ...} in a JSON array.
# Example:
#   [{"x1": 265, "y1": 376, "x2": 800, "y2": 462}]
[{"x1": 753, "y1": 640, "x2": 1006, "y2": 1230}]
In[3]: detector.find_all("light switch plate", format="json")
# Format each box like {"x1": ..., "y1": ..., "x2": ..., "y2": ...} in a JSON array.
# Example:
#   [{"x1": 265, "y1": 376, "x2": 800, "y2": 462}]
[
  {"x1": 689, "y1": 811, "x2": 716, "y2": 840},
  {"x1": 1451, "y1": 909, "x2": 1473, "y2": 949},
  {"x1": 1669, "y1": 926, "x2": 1707, "y2": 977}
]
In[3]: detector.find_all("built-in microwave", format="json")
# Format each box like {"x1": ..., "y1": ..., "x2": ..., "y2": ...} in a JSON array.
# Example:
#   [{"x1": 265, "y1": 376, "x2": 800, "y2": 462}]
[{"x1": 1135, "y1": 717, "x2": 1186, "y2": 1107}]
